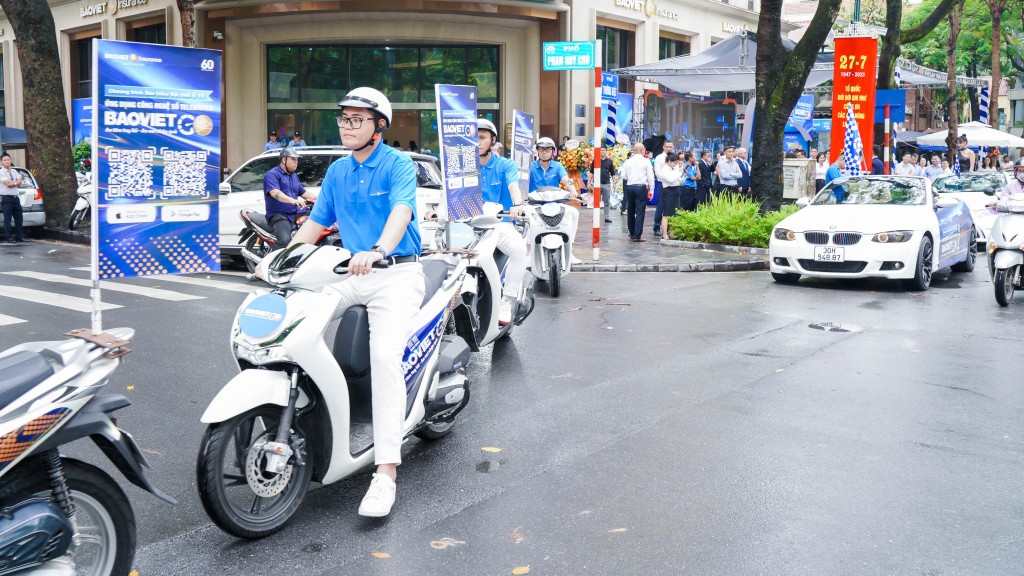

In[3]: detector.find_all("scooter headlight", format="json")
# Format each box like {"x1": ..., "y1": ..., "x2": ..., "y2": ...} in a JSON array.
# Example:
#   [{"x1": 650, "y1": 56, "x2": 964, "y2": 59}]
[
  {"x1": 540, "y1": 202, "x2": 562, "y2": 218},
  {"x1": 988, "y1": 241, "x2": 998, "y2": 255},
  {"x1": 234, "y1": 342, "x2": 293, "y2": 365}
]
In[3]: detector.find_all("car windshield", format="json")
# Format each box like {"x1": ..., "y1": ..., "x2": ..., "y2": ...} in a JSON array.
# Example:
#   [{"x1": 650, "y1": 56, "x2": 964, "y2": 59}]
[
  {"x1": 812, "y1": 177, "x2": 927, "y2": 206},
  {"x1": 933, "y1": 173, "x2": 1007, "y2": 193},
  {"x1": 229, "y1": 153, "x2": 444, "y2": 192}
]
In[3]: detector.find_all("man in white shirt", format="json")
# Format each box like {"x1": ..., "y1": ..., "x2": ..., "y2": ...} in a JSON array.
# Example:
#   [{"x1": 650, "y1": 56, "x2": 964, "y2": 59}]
[
  {"x1": 620, "y1": 144, "x2": 655, "y2": 242},
  {"x1": 0, "y1": 153, "x2": 24, "y2": 243},
  {"x1": 894, "y1": 153, "x2": 917, "y2": 176},
  {"x1": 652, "y1": 140, "x2": 675, "y2": 236},
  {"x1": 716, "y1": 147, "x2": 742, "y2": 194}
]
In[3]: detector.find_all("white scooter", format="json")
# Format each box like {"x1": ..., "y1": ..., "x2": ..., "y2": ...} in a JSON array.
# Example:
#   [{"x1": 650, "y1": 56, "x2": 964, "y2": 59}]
[
  {"x1": 986, "y1": 191, "x2": 1024, "y2": 306},
  {"x1": 196, "y1": 244, "x2": 472, "y2": 538},
  {"x1": 523, "y1": 187, "x2": 577, "y2": 297},
  {"x1": 447, "y1": 206, "x2": 535, "y2": 350},
  {"x1": 69, "y1": 173, "x2": 91, "y2": 230}
]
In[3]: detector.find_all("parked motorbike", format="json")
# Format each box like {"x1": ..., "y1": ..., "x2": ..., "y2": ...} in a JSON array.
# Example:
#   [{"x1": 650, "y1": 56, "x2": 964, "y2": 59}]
[
  {"x1": 238, "y1": 208, "x2": 340, "y2": 274},
  {"x1": 446, "y1": 207, "x2": 535, "y2": 351},
  {"x1": 68, "y1": 174, "x2": 91, "y2": 231},
  {"x1": 196, "y1": 244, "x2": 472, "y2": 538},
  {"x1": 523, "y1": 187, "x2": 577, "y2": 297},
  {"x1": 0, "y1": 328, "x2": 174, "y2": 574},
  {"x1": 986, "y1": 191, "x2": 1024, "y2": 306}
]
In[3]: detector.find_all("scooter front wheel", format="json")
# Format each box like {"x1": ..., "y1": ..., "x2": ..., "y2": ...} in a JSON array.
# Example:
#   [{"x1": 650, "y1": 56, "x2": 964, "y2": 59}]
[
  {"x1": 547, "y1": 249, "x2": 561, "y2": 297},
  {"x1": 197, "y1": 405, "x2": 313, "y2": 539},
  {"x1": 243, "y1": 236, "x2": 269, "y2": 274},
  {"x1": 994, "y1": 266, "x2": 1015, "y2": 306},
  {"x1": 68, "y1": 207, "x2": 88, "y2": 230}
]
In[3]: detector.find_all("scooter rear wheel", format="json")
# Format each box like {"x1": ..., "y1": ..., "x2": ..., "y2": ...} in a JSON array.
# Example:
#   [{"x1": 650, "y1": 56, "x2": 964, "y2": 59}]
[
  {"x1": 994, "y1": 267, "x2": 1015, "y2": 307},
  {"x1": 197, "y1": 405, "x2": 313, "y2": 539}
]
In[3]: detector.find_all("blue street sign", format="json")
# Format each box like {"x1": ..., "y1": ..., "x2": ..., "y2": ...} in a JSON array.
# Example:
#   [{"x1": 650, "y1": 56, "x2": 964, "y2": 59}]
[
  {"x1": 543, "y1": 41, "x2": 596, "y2": 71},
  {"x1": 874, "y1": 89, "x2": 906, "y2": 123},
  {"x1": 601, "y1": 73, "x2": 618, "y2": 101}
]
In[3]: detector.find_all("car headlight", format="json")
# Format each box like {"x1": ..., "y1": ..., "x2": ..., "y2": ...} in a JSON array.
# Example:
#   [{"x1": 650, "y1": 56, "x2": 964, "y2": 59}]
[
  {"x1": 871, "y1": 231, "x2": 914, "y2": 243},
  {"x1": 773, "y1": 228, "x2": 796, "y2": 241},
  {"x1": 234, "y1": 343, "x2": 292, "y2": 365}
]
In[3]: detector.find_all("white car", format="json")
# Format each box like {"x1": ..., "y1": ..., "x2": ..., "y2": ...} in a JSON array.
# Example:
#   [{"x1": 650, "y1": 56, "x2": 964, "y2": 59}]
[
  {"x1": 932, "y1": 171, "x2": 1011, "y2": 247},
  {"x1": 217, "y1": 146, "x2": 445, "y2": 257},
  {"x1": 7, "y1": 167, "x2": 45, "y2": 231},
  {"x1": 769, "y1": 175, "x2": 977, "y2": 291}
]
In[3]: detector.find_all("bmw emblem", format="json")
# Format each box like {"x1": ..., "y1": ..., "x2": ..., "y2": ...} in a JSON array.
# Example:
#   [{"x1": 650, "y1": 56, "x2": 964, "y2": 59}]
[{"x1": 829, "y1": 224, "x2": 837, "y2": 230}]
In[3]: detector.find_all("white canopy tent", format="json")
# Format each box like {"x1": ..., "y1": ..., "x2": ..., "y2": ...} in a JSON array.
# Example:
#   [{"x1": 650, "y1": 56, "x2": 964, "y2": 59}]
[
  {"x1": 613, "y1": 31, "x2": 987, "y2": 92},
  {"x1": 916, "y1": 121, "x2": 1024, "y2": 148}
]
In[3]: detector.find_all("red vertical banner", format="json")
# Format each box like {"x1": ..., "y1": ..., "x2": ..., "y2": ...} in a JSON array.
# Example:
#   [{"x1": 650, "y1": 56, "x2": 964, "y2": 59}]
[{"x1": 829, "y1": 36, "x2": 878, "y2": 169}]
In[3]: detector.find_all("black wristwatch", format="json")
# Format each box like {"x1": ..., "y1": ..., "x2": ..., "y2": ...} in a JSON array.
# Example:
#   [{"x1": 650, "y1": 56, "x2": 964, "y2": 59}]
[{"x1": 371, "y1": 245, "x2": 388, "y2": 259}]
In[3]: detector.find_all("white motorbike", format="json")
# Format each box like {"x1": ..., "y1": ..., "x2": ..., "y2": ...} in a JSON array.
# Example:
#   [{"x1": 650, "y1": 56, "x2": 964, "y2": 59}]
[
  {"x1": 69, "y1": 173, "x2": 91, "y2": 230},
  {"x1": 0, "y1": 328, "x2": 174, "y2": 575},
  {"x1": 196, "y1": 244, "x2": 473, "y2": 538},
  {"x1": 986, "y1": 191, "x2": 1024, "y2": 306},
  {"x1": 446, "y1": 207, "x2": 535, "y2": 351},
  {"x1": 523, "y1": 187, "x2": 577, "y2": 297}
]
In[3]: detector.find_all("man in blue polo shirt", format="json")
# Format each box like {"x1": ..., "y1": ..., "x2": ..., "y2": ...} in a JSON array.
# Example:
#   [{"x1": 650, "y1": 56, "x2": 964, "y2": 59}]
[
  {"x1": 264, "y1": 147, "x2": 317, "y2": 246},
  {"x1": 530, "y1": 137, "x2": 581, "y2": 264},
  {"x1": 291, "y1": 87, "x2": 423, "y2": 519},
  {"x1": 477, "y1": 118, "x2": 527, "y2": 326},
  {"x1": 264, "y1": 131, "x2": 283, "y2": 152}
]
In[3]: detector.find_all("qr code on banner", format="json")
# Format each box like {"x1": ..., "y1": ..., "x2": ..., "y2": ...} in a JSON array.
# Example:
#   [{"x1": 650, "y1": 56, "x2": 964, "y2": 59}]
[
  {"x1": 459, "y1": 145, "x2": 477, "y2": 175},
  {"x1": 162, "y1": 149, "x2": 209, "y2": 199},
  {"x1": 108, "y1": 148, "x2": 155, "y2": 199},
  {"x1": 444, "y1": 145, "x2": 462, "y2": 176}
]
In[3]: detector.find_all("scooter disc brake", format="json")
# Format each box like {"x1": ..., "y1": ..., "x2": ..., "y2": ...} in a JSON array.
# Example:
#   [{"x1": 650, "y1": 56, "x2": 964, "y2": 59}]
[{"x1": 245, "y1": 438, "x2": 293, "y2": 497}]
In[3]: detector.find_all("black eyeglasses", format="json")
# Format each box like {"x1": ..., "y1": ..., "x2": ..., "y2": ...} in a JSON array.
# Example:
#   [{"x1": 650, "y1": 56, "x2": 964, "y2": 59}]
[{"x1": 337, "y1": 116, "x2": 372, "y2": 129}]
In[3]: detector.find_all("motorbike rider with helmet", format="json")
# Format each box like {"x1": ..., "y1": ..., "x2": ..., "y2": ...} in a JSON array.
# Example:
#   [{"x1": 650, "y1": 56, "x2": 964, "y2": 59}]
[
  {"x1": 477, "y1": 118, "x2": 528, "y2": 326},
  {"x1": 289, "y1": 87, "x2": 424, "y2": 518},
  {"x1": 988, "y1": 158, "x2": 1024, "y2": 208},
  {"x1": 529, "y1": 137, "x2": 582, "y2": 264},
  {"x1": 264, "y1": 147, "x2": 317, "y2": 246}
]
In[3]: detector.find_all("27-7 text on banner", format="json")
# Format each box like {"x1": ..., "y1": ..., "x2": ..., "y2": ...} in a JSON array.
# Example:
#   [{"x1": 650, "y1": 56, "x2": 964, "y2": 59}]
[{"x1": 828, "y1": 36, "x2": 878, "y2": 169}]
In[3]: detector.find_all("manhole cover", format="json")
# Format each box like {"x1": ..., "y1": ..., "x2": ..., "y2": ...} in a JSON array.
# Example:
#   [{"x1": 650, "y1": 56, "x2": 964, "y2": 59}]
[{"x1": 808, "y1": 322, "x2": 861, "y2": 333}]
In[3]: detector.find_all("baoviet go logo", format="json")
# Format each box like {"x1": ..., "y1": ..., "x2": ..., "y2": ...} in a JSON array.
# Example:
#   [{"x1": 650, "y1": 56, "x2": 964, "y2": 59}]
[{"x1": 102, "y1": 111, "x2": 214, "y2": 137}]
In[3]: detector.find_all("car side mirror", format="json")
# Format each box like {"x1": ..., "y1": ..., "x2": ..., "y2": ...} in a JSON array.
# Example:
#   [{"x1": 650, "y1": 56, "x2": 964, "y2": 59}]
[
  {"x1": 795, "y1": 197, "x2": 810, "y2": 209},
  {"x1": 219, "y1": 182, "x2": 231, "y2": 195},
  {"x1": 935, "y1": 197, "x2": 959, "y2": 209},
  {"x1": 983, "y1": 187, "x2": 996, "y2": 196}
]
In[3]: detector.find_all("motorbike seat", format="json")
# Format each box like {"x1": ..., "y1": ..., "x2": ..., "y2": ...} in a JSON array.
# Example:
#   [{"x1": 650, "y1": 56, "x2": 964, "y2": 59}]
[
  {"x1": 244, "y1": 210, "x2": 270, "y2": 230},
  {"x1": 421, "y1": 259, "x2": 448, "y2": 307},
  {"x1": 0, "y1": 351, "x2": 54, "y2": 410},
  {"x1": 333, "y1": 259, "x2": 450, "y2": 377}
]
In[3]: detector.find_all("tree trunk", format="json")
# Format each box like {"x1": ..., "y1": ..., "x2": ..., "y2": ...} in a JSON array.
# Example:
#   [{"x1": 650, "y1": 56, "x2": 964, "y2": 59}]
[
  {"x1": 177, "y1": 0, "x2": 196, "y2": 48},
  {"x1": 752, "y1": 0, "x2": 843, "y2": 212},
  {"x1": 878, "y1": 0, "x2": 955, "y2": 89},
  {"x1": 0, "y1": 0, "x2": 78, "y2": 228},
  {"x1": 945, "y1": 0, "x2": 965, "y2": 165},
  {"x1": 989, "y1": 0, "x2": 1005, "y2": 128}
]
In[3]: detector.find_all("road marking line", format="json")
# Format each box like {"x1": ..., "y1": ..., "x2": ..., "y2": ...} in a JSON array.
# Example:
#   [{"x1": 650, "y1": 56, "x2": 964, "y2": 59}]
[
  {"x1": 3, "y1": 271, "x2": 204, "y2": 302},
  {"x1": 138, "y1": 274, "x2": 255, "y2": 294},
  {"x1": 0, "y1": 285, "x2": 121, "y2": 312},
  {"x1": 0, "y1": 314, "x2": 27, "y2": 326},
  {"x1": 70, "y1": 267, "x2": 92, "y2": 272}
]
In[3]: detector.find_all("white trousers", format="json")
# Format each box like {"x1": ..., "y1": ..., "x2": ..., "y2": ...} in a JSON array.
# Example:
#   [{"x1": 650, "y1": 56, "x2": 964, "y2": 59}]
[
  {"x1": 494, "y1": 222, "x2": 527, "y2": 300},
  {"x1": 330, "y1": 262, "x2": 425, "y2": 465}
]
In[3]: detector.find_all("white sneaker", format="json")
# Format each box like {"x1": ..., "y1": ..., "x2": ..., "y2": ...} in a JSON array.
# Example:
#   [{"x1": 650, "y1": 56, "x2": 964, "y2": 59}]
[
  {"x1": 358, "y1": 473, "x2": 396, "y2": 517},
  {"x1": 498, "y1": 298, "x2": 512, "y2": 326}
]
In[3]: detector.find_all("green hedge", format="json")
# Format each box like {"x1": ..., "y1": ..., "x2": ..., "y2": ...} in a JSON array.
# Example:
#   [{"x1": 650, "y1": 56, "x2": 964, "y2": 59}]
[
  {"x1": 72, "y1": 140, "x2": 91, "y2": 173},
  {"x1": 666, "y1": 193, "x2": 798, "y2": 249}
]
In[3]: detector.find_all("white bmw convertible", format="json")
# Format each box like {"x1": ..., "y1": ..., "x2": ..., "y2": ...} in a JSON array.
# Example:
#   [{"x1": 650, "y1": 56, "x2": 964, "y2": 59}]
[{"x1": 769, "y1": 175, "x2": 977, "y2": 291}]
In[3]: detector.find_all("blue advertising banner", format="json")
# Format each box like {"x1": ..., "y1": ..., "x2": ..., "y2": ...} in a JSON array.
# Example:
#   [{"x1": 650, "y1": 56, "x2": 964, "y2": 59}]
[
  {"x1": 511, "y1": 110, "x2": 534, "y2": 192},
  {"x1": 92, "y1": 40, "x2": 221, "y2": 279},
  {"x1": 434, "y1": 84, "x2": 483, "y2": 221},
  {"x1": 72, "y1": 98, "x2": 93, "y2": 144}
]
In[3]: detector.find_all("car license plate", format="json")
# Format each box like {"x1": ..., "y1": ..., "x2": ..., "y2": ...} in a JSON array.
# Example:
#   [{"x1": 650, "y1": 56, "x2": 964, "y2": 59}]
[{"x1": 814, "y1": 246, "x2": 844, "y2": 262}]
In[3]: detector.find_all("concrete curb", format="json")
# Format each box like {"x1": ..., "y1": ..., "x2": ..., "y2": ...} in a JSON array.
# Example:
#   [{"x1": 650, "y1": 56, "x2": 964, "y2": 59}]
[
  {"x1": 574, "y1": 260, "x2": 768, "y2": 272},
  {"x1": 659, "y1": 238, "x2": 769, "y2": 256},
  {"x1": 38, "y1": 228, "x2": 90, "y2": 245}
]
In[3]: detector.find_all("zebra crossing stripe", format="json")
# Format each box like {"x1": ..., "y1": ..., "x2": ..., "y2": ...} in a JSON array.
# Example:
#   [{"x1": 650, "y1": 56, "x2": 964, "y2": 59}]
[
  {"x1": 138, "y1": 274, "x2": 255, "y2": 294},
  {"x1": 0, "y1": 314, "x2": 27, "y2": 327},
  {"x1": 2, "y1": 271, "x2": 204, "y2": 302},
  {"x1": 0, "y1": 285, "x2": 121, "y2": 313}
]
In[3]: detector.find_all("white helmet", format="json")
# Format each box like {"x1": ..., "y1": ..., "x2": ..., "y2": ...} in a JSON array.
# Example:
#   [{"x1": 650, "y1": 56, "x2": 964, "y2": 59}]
[
  {"x1": 536, "y1": 137, "x2": 556, "y2": 149},
  {"x1": 337, "y1": 87, "x2": 392, "y2": 129},
  {"x1": 477, "y1": 118, "x2": 498, "y2": 139}
]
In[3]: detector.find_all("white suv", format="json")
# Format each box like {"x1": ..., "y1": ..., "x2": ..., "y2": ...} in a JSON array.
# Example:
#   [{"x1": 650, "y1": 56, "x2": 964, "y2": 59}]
[{"x1": 218, "y1": 146, "x2": 445, "y2": 257}]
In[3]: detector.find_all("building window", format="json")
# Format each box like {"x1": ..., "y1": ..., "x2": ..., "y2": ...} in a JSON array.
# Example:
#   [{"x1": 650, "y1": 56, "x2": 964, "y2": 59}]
[
  {"x1": 748, "y1": 0, "x2": 755, "y2": 10},
  {"x1": 72, "y1": 38, "x2": 95, "y2": 100},
  {"x1": 597, "y1": 26, "x2": 631, "y2": 71},
  {"x1": 659, "y1": 37, "x2": 691, "y2": 60},
  {"x1": 131, "y1": 23, "x2": 166, "y2": 45}
]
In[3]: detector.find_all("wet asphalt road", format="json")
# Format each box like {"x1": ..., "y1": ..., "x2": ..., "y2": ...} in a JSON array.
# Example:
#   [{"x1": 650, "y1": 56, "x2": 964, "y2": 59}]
[{"x1": 0, "y1": 241, "x2": 1021, "y2": 575}]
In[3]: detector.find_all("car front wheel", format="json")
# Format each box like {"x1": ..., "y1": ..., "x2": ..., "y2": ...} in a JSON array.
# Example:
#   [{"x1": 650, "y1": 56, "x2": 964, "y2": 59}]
[{"x1": 901, "y1": 235, "x2": 933, "y2": 291}]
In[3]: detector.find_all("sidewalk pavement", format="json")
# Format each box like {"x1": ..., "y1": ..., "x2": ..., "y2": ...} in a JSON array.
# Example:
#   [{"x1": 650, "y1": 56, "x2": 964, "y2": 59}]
[{"x1": 570, "y1": 206, "x2": 768, "y2": 272}]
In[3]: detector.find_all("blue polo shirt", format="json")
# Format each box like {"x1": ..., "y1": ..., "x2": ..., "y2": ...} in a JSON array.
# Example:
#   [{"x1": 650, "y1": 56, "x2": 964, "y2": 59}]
[
  {"x1": 529, "y1": 160, "x2": 568, "y2": 191},
  {"x1": 264, "y1": 140, "x2": 283, "y2": 152},
  {"x1": 480, "y1": 155, "x2": 519, "y2": 209},
  {"x1": 263, "y1": 165, "x2": 306, "y2": 218},
  {"x1": 825, "y1": 164, "x2": 845, "y2": 201},
  {"x1": 309, "y1": 143, "x2": 421, "y2": 257},
  {"x1": 683, "y1": 164, "x2": 698, "y2": 188}
]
